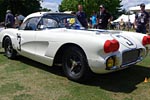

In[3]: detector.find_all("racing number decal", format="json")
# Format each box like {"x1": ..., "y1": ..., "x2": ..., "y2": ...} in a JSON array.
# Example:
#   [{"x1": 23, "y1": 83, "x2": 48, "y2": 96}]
[
  {"x1": 17, "y1": 33, "x2": 21, "y2": 51},
  {"x1": 116, "y1": 35, "x2": 134, "y2": 46}
]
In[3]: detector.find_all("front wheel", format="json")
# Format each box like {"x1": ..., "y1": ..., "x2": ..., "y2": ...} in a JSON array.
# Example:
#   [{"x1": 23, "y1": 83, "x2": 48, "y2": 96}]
[
  {"x1": 4, "y1": 37, "x2": 17, "y2": 59},
  {"x1": 62, "y1": 46, "x2": 90, "y2": 82}
]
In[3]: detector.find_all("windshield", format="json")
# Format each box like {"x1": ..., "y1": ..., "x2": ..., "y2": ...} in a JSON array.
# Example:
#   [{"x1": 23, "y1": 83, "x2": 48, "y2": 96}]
[{"x1": 40, "y1": 14, "x2": 84, "y2": 29}]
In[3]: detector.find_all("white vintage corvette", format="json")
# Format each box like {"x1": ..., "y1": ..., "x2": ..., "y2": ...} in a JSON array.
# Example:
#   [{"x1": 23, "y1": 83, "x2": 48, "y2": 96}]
[{"x1": 0, "y1": 12, "x2": 150, "y2": 81}]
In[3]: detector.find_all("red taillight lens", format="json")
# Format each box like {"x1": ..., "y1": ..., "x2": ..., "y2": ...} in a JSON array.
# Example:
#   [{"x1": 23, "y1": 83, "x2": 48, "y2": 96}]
[
  {"x1": 142, "y1": 36, "x2": 150, "y2": 45},
  {"x1": 111, "y1": 39, "x2": 120, "y2": 52},
  {"x1": 104, "y1": 39, "x2": 120, "y2": 53},
  {"x1": 104, "y1": 40, "x2": 112, "y2": 53}
]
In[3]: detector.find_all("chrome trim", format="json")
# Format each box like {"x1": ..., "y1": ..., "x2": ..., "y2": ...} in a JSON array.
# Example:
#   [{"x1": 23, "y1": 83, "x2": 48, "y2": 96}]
[
  {"x1": 121, "y1": 48, "x2": 139, "y2": 55},
  {"x1": 104, "y1": 49, "x2": 144, "y2": 70},
  {"x1": 105, "y1": 55, "x2": 120, "y2": 70},
  {"x1": 121, "y1": 57, "x2": 143, "y2": 68},
  {"x1": 122, "y1": 49, "x2": 141, "y2": 65},
  {"x1": 104, "y1": 54, "x2": 117, "y2": 64},
  {"x1": 106, "y1": 57, "x2": 143, "y2": 70},
  {"x1": 109, "y1": 66, "x2": 119, "y2": 70}
]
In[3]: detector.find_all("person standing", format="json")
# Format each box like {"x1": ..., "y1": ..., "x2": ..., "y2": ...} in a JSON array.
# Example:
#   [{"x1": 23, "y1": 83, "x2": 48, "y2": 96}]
[
  {"x1": 76, "y1": 4, "x2": 88, "y2": 28},
  {"x1": 134, "y1": 3, "x2": 149, "y2": 34},
  {"x1": 17, "y1": 13, "x2": 25, "y2": 25},
  {"x1": 127, "y1": 19, "x2": 132, "y2": 31},
  {"x1": 14, "y1": 14, "x2": 20, "y2": 28},
  {"x1": 119, "y1": 18, "x2": 125, "y2": 30},
  {"x1": 5, "y1": 10, "x2": 15, "y2": 28},
  {"x1": 91, "y1": 11, "x2": 97, "y2": 28},
  {"x1": 96, "y1": 5, "x2": 112, "y2": 29}
]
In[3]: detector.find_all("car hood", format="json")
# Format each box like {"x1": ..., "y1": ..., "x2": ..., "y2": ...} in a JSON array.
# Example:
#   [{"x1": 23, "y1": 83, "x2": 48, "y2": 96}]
[
  {"x1": 95, "y1": 29, "x2": 137, "y2": 49},
  {"x1": 92, "y1": 29, "x2": 137, "y2": 49},
  {"x1": 71, "y1": 29, "x2": 137, "y2": 49}
]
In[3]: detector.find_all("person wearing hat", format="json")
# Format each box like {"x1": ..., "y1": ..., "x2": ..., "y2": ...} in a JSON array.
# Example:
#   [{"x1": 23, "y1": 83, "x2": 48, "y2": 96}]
[
  {"x1": 96, "y1": 4, "x2": 112, "y2": 29},
  {"x1": 5, "y1": 10, "x2": 15, "y2": 28},
  {"x1": 134, "y1": 3, "x2": 149, "y2": 34}
]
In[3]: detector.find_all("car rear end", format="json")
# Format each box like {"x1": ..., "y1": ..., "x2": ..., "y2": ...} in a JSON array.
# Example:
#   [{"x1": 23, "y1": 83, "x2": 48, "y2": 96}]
[{"x1": 87, "y1": 30, "x2": 150, "y2": 74}]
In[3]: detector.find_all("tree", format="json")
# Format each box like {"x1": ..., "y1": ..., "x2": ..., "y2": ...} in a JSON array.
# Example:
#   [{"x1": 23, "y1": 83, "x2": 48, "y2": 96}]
[
  {"x1": 41, "y1": 8, "x2": 51, "y2": 12},
  {"x1": 0, "y1": 0, "x2": 42, "y2": 22},
  {"x1": 59, "y1": 0, "x2": 79, "y2": 12},
  {"x1": 59, "y1": 0, "x2": 123, "y2": 19}
]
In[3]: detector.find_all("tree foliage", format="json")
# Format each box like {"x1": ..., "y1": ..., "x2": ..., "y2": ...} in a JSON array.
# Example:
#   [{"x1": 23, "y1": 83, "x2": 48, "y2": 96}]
[
  {"x1": 0, "y1": 0, "x2": 42, "y2": 22},
  {"x1": 59, "y1": 0, "x2": 123, "y2": 19},
  {"x1": 41, "y1": 8, "x2": 51, "y2": 12}
]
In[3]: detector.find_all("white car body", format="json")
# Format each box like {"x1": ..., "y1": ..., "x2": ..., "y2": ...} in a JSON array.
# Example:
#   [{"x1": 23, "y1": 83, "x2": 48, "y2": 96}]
[{"x1": 0, "y1": 12, "x2": 150, "y2": 81}]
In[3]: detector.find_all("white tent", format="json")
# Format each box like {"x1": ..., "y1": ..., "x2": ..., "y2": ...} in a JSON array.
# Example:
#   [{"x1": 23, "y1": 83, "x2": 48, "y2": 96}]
[
  {"x1": 113, "y1": 14, "x2": 135, "y2": 23},
  {"x1": 129, "y1": 4, "x2": 150, "y2": 12},
  {"x1": 63, "y1": 11, "x2": 72, "y2": 14}
]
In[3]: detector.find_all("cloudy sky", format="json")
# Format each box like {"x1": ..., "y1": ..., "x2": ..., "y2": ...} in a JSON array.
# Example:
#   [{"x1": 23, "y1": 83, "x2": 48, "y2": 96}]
[
  {"x1": 41, "y1": 0, "x2": 61, "y2": 12},
  {"x1": 41, "y1": 0, "x2": 150, "y2": 12}
]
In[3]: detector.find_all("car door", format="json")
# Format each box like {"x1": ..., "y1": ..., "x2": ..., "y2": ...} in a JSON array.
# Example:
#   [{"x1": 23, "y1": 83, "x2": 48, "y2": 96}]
[
  {"x1": 17, "y1": 17, "x2": 40, "y2": 59},
  {"x1": 33, "y1": 16, "x2": 59, "y2": 65}
]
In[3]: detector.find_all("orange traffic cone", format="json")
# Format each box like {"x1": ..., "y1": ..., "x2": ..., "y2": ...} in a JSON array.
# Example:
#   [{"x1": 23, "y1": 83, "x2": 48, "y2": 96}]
[{"x1": 144, "y1": 77, "x2": 148, "y2": 83}]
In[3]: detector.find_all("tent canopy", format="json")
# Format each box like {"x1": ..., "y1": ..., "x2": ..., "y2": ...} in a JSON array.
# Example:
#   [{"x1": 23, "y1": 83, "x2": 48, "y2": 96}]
[
  {"x1": 129, "y1": 4, "x2": 150, "y2": 12},
  {"x1": 113, "y1": 14, "x2": 135, "y2": 23}
]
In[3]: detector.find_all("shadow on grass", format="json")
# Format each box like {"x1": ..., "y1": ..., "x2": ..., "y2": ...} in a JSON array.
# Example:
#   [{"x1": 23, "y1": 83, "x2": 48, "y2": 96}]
[
  {"x1": 16, "y1": 56, "x2": 150, "y2": 93},
  {"x1": 0, "y1": 51, "x2": 4, "y2": 54},
  {"x1": 83, "y1": 65, "x2": 150, "y2": 93},
  {"x1": 17, "y1": 56, "x2": 65, "y2": 77}
]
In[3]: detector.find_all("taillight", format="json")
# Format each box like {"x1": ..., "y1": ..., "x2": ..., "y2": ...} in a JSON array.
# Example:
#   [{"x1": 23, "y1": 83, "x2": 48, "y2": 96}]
[
  {"x1": 142, "y1": 36, "x2": 150, "y2": 46},
  {"x1": 104, "y1": 39, "x2": 120, "y2": 53}
]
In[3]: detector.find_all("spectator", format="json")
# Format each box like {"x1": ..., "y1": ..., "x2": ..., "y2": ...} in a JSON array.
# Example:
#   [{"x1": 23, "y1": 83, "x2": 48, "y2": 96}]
[
  {"x1": 126, "y1": 19, "x2": 132, "y2": 31},
  {"x1": 5, "y1": 10, "x2": 15, "y2": 28},
  {"x1": 134, "y1": 3, "x2": 149, "y2": 34},
  {"x1": 119, "y1": 18, "x2": 125, "y2": 30},
  {"x1": 17, "y1": 13, "x2": 25, "y2": 25},
  {"x1": 96, "y1": 4, "x2": 112, "y2": 29},
  {"x1": 91, "y1": 11, "x2": 97, "y2": 28},
  {"x1": 14, "y1": 14, "x2": 20, "y2": 28},
  {"x1": 76, "y1": 4, "x2": 88, "y2": 28}
]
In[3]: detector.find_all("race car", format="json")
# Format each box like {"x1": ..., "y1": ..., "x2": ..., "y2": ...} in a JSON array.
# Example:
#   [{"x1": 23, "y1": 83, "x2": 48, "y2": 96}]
[{"x1": 0, "y1": 12, "x2": 150, "y2": 81}]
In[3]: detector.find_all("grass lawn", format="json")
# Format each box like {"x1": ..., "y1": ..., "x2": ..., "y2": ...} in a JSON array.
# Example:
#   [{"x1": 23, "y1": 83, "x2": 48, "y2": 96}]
[{"x1": 0, "y1": 49, "x2": 150, "y2": 100}]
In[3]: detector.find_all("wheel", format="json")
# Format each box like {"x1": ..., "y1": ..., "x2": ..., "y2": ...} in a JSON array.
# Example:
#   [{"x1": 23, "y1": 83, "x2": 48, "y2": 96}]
[
  {"x1": 4, "y1": 37, "x2": 17, "y2": 59},
  {"x1": 62, "y1": 46, "x2": 90, "y2": 82}
]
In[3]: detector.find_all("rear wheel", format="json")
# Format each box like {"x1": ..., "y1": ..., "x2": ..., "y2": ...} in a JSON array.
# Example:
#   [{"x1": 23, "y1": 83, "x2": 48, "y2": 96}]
[
  {"x1": 4, "y1": 37, "x2": 17, "y2": 59},
  {"x1": 62, "y1": 46, "x2": 90, "y2": 82}
]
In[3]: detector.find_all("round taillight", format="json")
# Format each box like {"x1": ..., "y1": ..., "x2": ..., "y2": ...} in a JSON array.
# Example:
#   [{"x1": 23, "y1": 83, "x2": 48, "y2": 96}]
[
  {"x1": 104, "y1": 40, "x2": 112, "y2": 53},
  {"x1": 142, "y1": 36, "x2": 150, "y2": 45},
  {"x1": 111, "y1": 39, "x2": 120, "y2": 52},
  {"x1": 104, "y1": 39, "x2": 120, "y2": 53}
]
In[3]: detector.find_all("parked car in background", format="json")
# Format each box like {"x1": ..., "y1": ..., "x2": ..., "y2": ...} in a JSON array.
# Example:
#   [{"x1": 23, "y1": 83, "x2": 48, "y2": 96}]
[{"x1": 0, "y1": 12, "x2": 150, "y2": 82}]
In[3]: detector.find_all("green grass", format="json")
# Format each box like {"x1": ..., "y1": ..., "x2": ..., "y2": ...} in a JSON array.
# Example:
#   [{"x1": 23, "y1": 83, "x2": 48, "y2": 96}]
[{"x1": 0, "y1": 49, "x2": 150, "y2": 100}]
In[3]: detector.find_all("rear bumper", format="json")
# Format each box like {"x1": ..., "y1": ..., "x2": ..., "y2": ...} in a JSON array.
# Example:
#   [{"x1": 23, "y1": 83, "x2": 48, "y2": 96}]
[
  {"x1": 88, "y1": 56, "x2": 143, "y2": 74},
  {"x1": 88, "y1": 49, "x2": 146, "y2": 74}
]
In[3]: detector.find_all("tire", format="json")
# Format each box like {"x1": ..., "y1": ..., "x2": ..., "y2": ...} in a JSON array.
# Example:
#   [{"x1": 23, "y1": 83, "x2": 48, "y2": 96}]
[
  {"x1": 4, "y1": 37, "x2": 17, "y2": 59},
  {"x1": 62, "y1": 46, "x2": 90, "y2": 82}
]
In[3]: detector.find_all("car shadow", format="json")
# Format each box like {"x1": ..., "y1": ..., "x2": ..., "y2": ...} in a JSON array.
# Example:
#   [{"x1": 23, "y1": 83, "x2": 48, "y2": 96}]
[
  {"x1": 17, "y1": 56, "x2": 65, "y2": 77},
  {"x1": 9, "y1": 55, "x2": 150, "y2": 93},
  {"x1": 82, "y1": 65, "x2": 150, "y2": 93},
  {"x1": 0, "y1": 51, "x2": 4, "y2": 54}
]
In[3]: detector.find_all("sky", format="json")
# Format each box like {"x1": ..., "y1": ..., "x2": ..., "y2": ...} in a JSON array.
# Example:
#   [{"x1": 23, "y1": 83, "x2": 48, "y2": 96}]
[
  {"x1": 41, "y1": 0, "x2": 62, "y2": 12},
  {"x1": 41, "y1": 0, "x2": 150, "y2": 12}
]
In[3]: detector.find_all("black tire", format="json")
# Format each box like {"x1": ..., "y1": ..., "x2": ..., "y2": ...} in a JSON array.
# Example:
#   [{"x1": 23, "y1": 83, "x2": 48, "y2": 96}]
[
  {"x1": 62, "y1": 46, "x2": 90, "y2": 82},
  {"x1": 4, "y1": 37, "x2": 17, "y2": 59}
]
